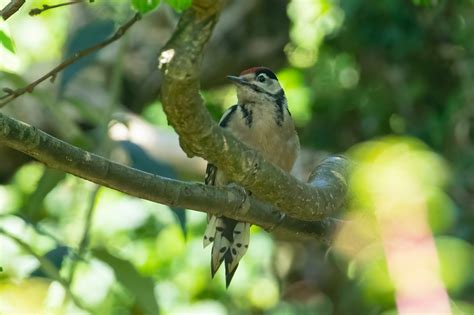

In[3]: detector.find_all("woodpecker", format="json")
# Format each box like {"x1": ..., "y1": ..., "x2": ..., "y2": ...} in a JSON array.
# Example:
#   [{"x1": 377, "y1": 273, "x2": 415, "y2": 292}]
[{"x1": 202, "y1": 67, "x2": 300, "y2": 288}]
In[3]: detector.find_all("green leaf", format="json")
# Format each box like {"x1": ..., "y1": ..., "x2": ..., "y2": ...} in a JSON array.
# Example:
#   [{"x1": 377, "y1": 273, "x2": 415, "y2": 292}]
[
  {"x1": 0, "y1": 30, "x2": 15, "y2": 53},
  {"x1": 131, "y1": 0, "x2": 161, "y2": 14},
  {"x1": 22, "y1": 169, "x2": 66, "y2": 220},
  {"x1": 165, "y1": 0, "x2": 192, "y2": 12},
  {"x1": 93, "y1": 248, "x2": 159, "y2": 315}
]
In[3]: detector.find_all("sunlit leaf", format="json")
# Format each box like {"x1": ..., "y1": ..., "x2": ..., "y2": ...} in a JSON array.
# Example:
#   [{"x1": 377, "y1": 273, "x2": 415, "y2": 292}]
[
  {"x1": 13, "y1": 163, "x2": 44, "y2": 195},
  {"x1": 451, "y1": 300, "x2": 474, "y2": 315},
  {"x1": 277, "y1": 68, "x2": 312, "y2": 125},
  {"x1": 132, "y1": 0, "x2": 161, "y2": 14},
  {"x1": 93, "y1": 248, "x2": 159, "y2": 315},
  {"x1": 0, "y1": 278, "x2": 51, "y2": 314},
  {"x1": 436, "y1": 237, "x2": 474, "y2": 293},
  {"x1": 165, "y1": 0, "x2": 192, "y2": 12},
  {"x1": 426, "y1": 189, "x2": 457, "y2": 233},
  {"x1": 142, "y1": 101, "x2": 173, "y2": 129},
  {"x1": 0, "y1": 30, "x2": 15, "y2": 53},
  {"x1": 0, "y1": 185, "x2": 21, "y2": 215},
  {"x1": 22, "y1": 169, "x2": 66, "y2": 220},
  {"x1": 154, "y1": 225, "x2": 185, "y2": 264},
  {"x1": 287, "y1": 0, "x2": 344, "y2": 67},
  {"x1": 348, "y1": 136, "x2": 449, "y2": 209},
  {"x1": 248, "y1": 278, "x2": 279, "y2": 309}
]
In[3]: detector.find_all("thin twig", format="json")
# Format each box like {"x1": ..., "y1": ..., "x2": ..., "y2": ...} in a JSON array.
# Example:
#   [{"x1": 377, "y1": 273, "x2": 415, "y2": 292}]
[
  {"x1": 66, "y1": 186, "x2": 100, "y2": 285},
  {"x1": 0, "y1": 213, "x2": 68, "y2": 247},
  {"x1": 0, "y1": 0, "x2": 25, "y2": 20},
  {"x1": 29, "y1": 0, "x2": 93, "y2": 16},
  {"x1": 0, "y1": 12, "x2": 141, "y2": 108},
  {"x1": 68, "y1": 40, "x2": 124, "y2": 285}
]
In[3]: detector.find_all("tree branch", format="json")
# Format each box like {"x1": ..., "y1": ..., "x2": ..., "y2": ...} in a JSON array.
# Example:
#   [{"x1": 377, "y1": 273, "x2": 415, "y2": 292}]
[
  {"x1": 0, "y1": 111, "x2": 343, "y2": 241},
  {"x1": 0, "y1": 13, "x2": 140, "y2": 107},
  {"x1": 0, "y1": 0, "x2": 350, "y2": 242},
  {"x1": 29, "y1": 0, "x2": 92, "y2": 16},
  {"x1": 0, "y1": 0, "x2": 25, "y2": 20},
  {"x1": 159, "y1": 0, "x2": 347, "y2": 221}
]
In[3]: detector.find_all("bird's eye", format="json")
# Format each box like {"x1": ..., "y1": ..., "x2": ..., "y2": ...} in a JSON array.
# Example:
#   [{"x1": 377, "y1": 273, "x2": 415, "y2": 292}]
[{"x1": 256, "y1": 74, "x2": 266, "y2": 82}]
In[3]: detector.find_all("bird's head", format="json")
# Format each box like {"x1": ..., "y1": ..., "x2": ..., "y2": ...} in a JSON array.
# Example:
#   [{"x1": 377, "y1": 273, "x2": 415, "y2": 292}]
[{"x1": 227, "y1": 67, "x2": 285, "y2": 104}]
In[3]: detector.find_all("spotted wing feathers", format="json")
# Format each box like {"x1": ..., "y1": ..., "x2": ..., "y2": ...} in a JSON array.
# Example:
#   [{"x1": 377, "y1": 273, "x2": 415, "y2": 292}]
[
  {"x1": 224, "y1": 222, "x2": 250, "y2": 287},
  {"x1": 206, "y1": 217, "x2": 250, "y2": 288},
  {"x1": 203, "y1": 215, "x2": 217, "y2": 248},
  {"x1": 210, "y1": 217, "x2": 232, "y2": 278},
  {"x1": 203, "y1": 104, "x2": 251, "y2": 288}
]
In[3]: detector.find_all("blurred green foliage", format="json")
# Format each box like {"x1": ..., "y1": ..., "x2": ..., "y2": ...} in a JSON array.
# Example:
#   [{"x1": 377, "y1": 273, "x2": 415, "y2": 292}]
[
  {"x1": 131, "y1": 0, "x2": 161, "y2": 14},
  {"x1": 0, "y1": 0, "x2": 473, "y2": 314},
  {"x1": 131, "y1": 0, "x2": 191, "y2": 14}
]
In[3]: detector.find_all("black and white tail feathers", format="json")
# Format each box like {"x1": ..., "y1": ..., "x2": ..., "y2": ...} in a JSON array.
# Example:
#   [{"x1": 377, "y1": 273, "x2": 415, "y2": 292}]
[{"x1": 203, "y1": 163, "x2": 250, "y2": 288}]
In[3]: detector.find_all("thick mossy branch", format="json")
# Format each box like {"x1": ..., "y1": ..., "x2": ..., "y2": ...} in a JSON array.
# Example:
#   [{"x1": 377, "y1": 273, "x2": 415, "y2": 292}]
[
  {"x1": 0, "y1": 112, "x2": 338, "y2": 241},
  {"x1": 308, "y1": 156, "x2": 351, "y2": 215},
  {"x1": 159, "y1": 0, "x2": 348, "y2": 221}
]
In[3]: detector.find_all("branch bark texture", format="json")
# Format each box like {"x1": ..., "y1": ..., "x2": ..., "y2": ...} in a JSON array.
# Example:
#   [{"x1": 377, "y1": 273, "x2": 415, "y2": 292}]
[
  {"x1": 159, "y1": 0, "x2": 347, "y2": 221},
  {"x1": 0, "y1": 0, "x2": 24, "y2": 20},
  {"x1": 0, "y1": 112, "x2": 343, "y2": 241}
]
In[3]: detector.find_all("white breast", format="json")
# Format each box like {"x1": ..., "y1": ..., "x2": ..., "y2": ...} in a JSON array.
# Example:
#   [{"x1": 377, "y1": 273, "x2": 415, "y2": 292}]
[{"x1": 227, "y1": 104, "x2": 300, "y2": 173}]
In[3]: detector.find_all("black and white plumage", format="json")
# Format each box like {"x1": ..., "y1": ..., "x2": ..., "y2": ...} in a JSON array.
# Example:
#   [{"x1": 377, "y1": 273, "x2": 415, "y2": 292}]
[{"x1": 203, "y1": 67, "x2": 300, "y2": 288}]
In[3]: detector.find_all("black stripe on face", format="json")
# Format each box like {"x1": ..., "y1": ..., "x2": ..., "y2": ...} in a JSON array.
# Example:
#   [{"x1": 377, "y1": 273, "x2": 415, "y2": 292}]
[
  {"x1": 246, "y1": 83, "x2": 277, "y2": 98},
  {"x1": 239, "y1": 79, "x2": 280, "y2": 98},
  {"x1": 240, "y1": 104, "x2": 253, "y2": 127}
]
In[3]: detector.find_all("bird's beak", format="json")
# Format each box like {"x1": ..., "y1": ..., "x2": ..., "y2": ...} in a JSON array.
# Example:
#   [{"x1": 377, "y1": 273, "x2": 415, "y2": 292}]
[{"x1": 227, "y1": 75, "x2": 247, "y2": 85}]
